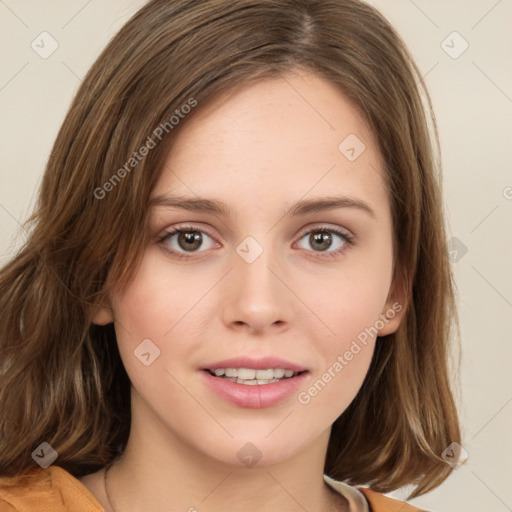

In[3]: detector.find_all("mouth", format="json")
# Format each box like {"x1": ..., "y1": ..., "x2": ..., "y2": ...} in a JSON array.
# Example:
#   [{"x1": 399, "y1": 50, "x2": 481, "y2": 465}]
[
  {"x1": 201, "y1": 363, "x2": 310, "y2": 408},
  {"x1": 203, "y1": 367, "x2": 307, "y2": 386}
]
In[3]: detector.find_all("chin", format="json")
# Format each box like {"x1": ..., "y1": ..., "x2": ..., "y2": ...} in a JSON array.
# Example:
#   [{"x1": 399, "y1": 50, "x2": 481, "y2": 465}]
[{"x1": 202, "y1": 436, "x2": 307, "y2": 469}]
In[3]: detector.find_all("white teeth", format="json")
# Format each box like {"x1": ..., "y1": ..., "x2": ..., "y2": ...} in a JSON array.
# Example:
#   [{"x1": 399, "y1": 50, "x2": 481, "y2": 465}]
[
  {"x1": 254, "y1": 369, "x2": 273, "y2": 380},
  {"x1": 208, "y1": 367, "x2": 301, "y2": 383},
  {"x1": 236, "y1": 378, "x2": 280, "y2": 385},
  {"x1": 237, "y1": 379, "x2": 257, "y2": 385},
  {"x1": 237, "y1": 368, "x2": 256, "y2": 380}
]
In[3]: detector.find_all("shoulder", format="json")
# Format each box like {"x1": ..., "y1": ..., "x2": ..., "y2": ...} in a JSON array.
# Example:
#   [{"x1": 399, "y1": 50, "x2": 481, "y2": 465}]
[
  {"x1": 324, "y1": 474, "x2": 426, "y2": 512},
  {"x1": 0, "y1": 466, "x2": 103, "y2": 512},
  {"x1": 358, "y1": 487, "x2": 428, "y2": 512}
]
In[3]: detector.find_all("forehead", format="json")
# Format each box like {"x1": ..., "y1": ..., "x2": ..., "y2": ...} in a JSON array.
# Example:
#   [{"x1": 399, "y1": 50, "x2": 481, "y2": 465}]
[{"x1": 151, "y1": 69, "x2": 387, "y2": 213}]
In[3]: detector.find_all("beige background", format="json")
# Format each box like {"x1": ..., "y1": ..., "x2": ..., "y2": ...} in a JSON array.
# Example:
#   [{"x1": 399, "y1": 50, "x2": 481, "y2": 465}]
[{"x1": 1, "y1": 1, "x2": 511, "y2": 510}]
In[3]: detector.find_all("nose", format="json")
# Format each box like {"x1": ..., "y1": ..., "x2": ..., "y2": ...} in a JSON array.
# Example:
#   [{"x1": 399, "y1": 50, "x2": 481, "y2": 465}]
[{"x1": 221, "y1": 249, "x2": 290, "y2": 335}]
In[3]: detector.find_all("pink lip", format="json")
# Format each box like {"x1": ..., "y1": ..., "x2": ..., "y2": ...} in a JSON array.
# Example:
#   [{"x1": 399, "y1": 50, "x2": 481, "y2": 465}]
[
  {"x1": 200, "y1": 356, "x2": 308, "y2": 372},
  {"x1": 201, "y1": 370, "x2": 309, "y2": 409}
]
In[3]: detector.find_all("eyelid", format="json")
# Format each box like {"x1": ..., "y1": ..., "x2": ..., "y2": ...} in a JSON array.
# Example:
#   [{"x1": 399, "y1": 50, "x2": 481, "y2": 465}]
[
  {"x1": 295, "y1": 223, "x2": 353, "y2": 240},
  {"x1": 157, "y1": 222, "x2": 353, "y2": 242},
  {"x1": 157, "y1": 223, "x2": 217, "y2": 242}
]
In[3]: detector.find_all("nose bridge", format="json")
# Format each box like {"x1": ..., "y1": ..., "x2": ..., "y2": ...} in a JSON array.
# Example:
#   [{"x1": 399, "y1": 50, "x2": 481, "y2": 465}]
[{"x1": 221, "y1": 237, "x2": 287, "y2": 331}]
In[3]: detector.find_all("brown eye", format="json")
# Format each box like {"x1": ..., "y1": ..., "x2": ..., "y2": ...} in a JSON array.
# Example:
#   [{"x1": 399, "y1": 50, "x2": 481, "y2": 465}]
[
  {"x1": 177, "y1": 231, "x2": 203, "y2": 251},
  {"x1": 308, "y1": 231, "x2": 333, "y2": 252},
  {"x1": 295, "y1": 226, "x2": 353, "y2": 258},
  {"x1": 159, "y1": 227, "x2": 217, "y2": 256}
]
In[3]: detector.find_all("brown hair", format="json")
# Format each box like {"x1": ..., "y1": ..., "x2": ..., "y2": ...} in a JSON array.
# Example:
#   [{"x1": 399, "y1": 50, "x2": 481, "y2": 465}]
[{"x1": 0, "y1": 0, "x2": 460, "y2": 498}]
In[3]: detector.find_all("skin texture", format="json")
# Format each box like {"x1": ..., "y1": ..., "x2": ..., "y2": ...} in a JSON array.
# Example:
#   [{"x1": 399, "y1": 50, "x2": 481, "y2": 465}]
[{"x1": 82, "y1": 67, "x2": 406, "y2": 512}]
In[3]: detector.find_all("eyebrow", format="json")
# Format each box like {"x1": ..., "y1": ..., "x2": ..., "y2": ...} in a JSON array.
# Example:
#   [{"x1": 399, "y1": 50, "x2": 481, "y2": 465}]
[{"x1": 149, "y1": 195, "x2": 376, "y2": 219}]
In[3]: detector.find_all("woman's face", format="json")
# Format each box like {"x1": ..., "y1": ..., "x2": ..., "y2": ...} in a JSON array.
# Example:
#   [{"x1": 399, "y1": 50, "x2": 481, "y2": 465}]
[{"x1": 97, "y1": 68, "x2": 404, "y2": 467}]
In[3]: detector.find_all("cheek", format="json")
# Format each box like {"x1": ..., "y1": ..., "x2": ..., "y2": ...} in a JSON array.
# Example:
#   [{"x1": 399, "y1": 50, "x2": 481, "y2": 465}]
[
  {"x1": 295, "y1": 241, "x2": 393, "y2": 345},
  {"x1": 109, "y1": 251, "x2": 203, "y2": 382},
  {"x1": 291, "y1": 235, "x2": 392, "y2": 416},
  {"x1": 294, "y1": 270, "x2": 383, "y2": 421},
  {"x1": 112, "y1": 249, "x2": 206, "y2": 335},
  {"x1": 297, "y1": 341, "x2": 375, "y2": 419}
]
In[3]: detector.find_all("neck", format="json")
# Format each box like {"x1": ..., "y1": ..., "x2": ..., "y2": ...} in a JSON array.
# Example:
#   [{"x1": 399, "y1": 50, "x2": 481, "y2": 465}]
[{"x1": 103, "y1": 397, "x2": 346, "y2": 512}]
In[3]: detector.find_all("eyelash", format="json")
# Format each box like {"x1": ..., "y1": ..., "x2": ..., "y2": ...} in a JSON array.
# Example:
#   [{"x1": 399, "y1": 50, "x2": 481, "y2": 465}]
[{"x1": 157, "y1": 224, "x2": 355, "y2": 260}]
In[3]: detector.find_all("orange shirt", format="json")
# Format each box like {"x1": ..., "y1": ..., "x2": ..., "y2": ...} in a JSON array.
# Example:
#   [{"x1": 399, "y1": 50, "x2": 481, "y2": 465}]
[{"x1": 0, "y1": 466, "x2": 425, "y2": 512}]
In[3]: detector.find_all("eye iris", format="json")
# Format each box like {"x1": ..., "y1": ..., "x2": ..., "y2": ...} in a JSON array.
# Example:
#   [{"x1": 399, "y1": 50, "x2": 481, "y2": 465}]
[
  {"x1": 178, "y1": 231, "x2": 202, "y2": 251},
  {"x1": 310, "y1": 231, "x2": 332, "y2": 251}
]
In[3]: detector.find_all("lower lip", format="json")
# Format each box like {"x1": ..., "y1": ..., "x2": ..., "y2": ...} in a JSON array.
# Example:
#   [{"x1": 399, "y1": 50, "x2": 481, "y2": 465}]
[{"x1": 201, "y1": 370, "x2": 309, "y2": 409}]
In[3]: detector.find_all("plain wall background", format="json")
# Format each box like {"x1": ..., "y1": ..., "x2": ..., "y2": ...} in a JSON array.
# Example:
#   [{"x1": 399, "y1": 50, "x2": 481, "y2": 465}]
[{"x1": 1, "y1": 1, "x2": 511, "y2": 510}]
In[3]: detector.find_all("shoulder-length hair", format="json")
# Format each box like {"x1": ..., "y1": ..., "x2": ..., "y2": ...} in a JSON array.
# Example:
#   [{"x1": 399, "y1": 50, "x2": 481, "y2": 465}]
[{"x1": 0, "y1": 0, "x2": 460, "y2": 498}]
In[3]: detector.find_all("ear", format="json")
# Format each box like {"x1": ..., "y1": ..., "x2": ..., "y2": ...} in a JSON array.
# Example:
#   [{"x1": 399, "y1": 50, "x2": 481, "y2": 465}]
[
  {"x1": 377, "y1": 269, "x2": 408, "y2": 336},
  {"x1": 91, "y1": 296, "x2": 114, "y2": 325}
]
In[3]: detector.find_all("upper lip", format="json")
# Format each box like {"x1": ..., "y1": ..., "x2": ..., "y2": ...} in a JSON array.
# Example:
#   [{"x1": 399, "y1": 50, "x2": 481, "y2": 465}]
[{"x1": 200, "y1": 356, "x2": 308, "y2": 372}]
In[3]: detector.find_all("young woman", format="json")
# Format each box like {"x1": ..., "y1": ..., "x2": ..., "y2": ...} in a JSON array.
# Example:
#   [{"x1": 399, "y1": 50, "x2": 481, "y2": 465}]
[{"x1": 0, "y1": 1, "x2": 461, "y2": 511}]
